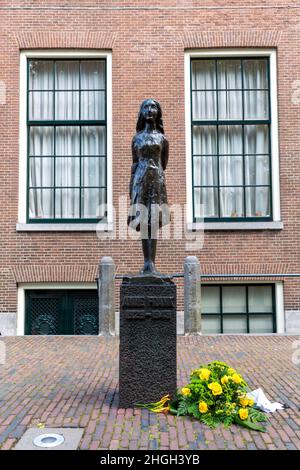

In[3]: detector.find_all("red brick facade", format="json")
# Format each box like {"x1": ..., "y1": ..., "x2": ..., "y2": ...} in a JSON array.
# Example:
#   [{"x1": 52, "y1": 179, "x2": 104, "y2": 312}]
[{"x1": 0, "y1": 1, "x2": 299, "y2": 333}]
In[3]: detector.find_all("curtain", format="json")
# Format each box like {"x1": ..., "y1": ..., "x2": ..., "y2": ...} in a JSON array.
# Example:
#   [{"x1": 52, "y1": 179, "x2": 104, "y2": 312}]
[
  {"x1": 192, "y1": 58, "x2": 270, "y2": 218},
  {"x1": 29, "y1": 60, "x2": 106, "y2": 219}
]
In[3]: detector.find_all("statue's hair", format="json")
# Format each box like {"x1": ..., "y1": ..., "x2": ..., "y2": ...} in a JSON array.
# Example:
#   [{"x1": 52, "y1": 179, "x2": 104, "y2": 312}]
[{"x1": 136, "y1": 98, "x2": 164, "y2": 134}]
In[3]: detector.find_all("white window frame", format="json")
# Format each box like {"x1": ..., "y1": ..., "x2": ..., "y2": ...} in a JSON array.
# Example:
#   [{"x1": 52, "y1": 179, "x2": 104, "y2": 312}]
[
  {"x1": 17, "y1": 282, "x2": 97, "y2": 335},
  {"x1": 201, "y1": 281, "x2": 284, "y2": 334},
  {"x1": 17, "y1": 49, "x2": 113, "y2": 232},
  {"x1": 185, "y1": 49, "x2": 282, "y2": 231}
]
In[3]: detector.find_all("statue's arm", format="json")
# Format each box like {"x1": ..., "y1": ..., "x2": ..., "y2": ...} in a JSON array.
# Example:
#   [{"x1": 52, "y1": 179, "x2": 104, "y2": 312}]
[
  {"x1": 129, "y1": 136, "x2": 138, "y2": 198},
  {"x1": 161, "y1": 137, "x2": 169, "y2": 171}
]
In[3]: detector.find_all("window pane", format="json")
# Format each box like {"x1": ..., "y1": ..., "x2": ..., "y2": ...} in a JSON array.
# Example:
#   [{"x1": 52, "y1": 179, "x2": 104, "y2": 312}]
[
  {"x1": 243, "y1": 59, "x2": 268, "y2": 90},
  {"x1": 219, "y1": 155, "x2": 243, "y2": 186},
  {"x1": 218, "y1": 125, "x2": 242, "y2": 155},
  {"x1": 55, "y1": 61, "x2": 79, "y2": 90},
  {"x1": 202, "y1": 315, "x2": 221, "y2": 334},
  {"x1": 81, "y1": 91, "x2": 105, "y2": 120},
  {"x1": 55, "y1": 157, "x2": 80, "y2": 187},
  {"x1": 82, "y1": 157, "x2": 106, "y2": 187},
  {"x1": 55, "y1": 189, "x2": 80, "y2": 218},
  {"x1": 55, "y1": 127, "x2": 80, "y2": 156},
  {"x1": 81, "y1": 60, "x2": 105, "y2": 89},
  {"x1": 244, "y1": 91, "x2": 269, "y2": 119},
  {"x1": 29, "y1": 158, "x2": 54, "y2": 187},
  {"x1": 202, "y1": 286, "x2": 220, "y2": 313},
  {"x1": 55, "y1": 91, "x2": 79, "y2": 120},
  {"x1": 192, "y1": 91, "x2": 217, "y2": 120},
  {"x1": 223, "y1": 315, "x2": 247, "y2": 333},
  {"x1": 245, "y1": 155, "x2": 270, "y2": 185},
  {"x1": 220, "y1": 187, "x2": 244, "y2": 217},
  {"x1": 193, "y1": 156, "x2": 218, "y2": 187},
  {"x1": 29, "y1": 189, "x2": 54, "y2": 219},
  {"x1": 249, "y1": 315, "x2": 273, "y2": 333},
  {"x1": 245, "y1": 187, "x2": 270, "y2": 217},
  {"x1": 82, "y1": 126, "x2": 106, "y2": 156},
  {"x1": 223, "y1": 286, "x2": 246, "y2": 313},
  {"x1": 29, "y1": 91, "x2": 54, "y2": 120},
  {"x1": 193, "y1": 126, "x2": 217, "y2": 155},
  {"x1": 244, "y1": 124, "x2": 269, "y2": 155},
  {"x1": 217, "y1": 59, "x2": 242, "y2": 89},
  {"x1": 248, "y1": 286, "x2": 273, "y2": 313},
  {"x1": 191, "y1": 60, "x2": 216, "y2": 90},
  {"x1": 29, "y1": 127, "x2": 54, "y2": 156},
  {"x1": 218, "y1": 91, "x2": 242, "y2": 120},
  {"x1": 194, "y1": 188, "x2": 218, "y2": 218},
  {"x1": 81, "y1": 188, "x2": 106, "y2": 218},
  {"x1": 29, "y1": 60, "x2": 53, "y2": 90}
]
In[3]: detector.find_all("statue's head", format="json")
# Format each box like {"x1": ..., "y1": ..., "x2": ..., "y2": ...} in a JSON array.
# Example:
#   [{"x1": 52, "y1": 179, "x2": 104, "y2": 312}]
[{"x1": 136, "y1": 98, "x2": 164, "y2": 134}]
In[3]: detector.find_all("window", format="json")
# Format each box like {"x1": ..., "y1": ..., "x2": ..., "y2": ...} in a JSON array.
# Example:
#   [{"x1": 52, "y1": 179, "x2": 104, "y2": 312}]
[
  {"x1": 25, "y1": 290, "x2": 98, "y2": 335},
  {"x1": 189, "y1": 54, "x2": 276, "y2": 222},
  {"x1": 202, "y1": 284, "x2": 276, "y2": 334},
  {"x1": 27, "y1": 58, "x2": 107, "y2": 222}
]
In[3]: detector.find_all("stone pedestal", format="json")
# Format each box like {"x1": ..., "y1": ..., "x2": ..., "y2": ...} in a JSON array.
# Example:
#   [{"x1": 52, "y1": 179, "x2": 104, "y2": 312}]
[{"x1": 119, "y1": 274, "x2": 177, "y2": 408}]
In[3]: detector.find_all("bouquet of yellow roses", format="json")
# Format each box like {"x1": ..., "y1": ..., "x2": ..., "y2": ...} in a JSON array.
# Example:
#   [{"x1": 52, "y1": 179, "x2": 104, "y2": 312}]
[{"x1": 170, "y1": 361, "x2": 267, "y2": 431}]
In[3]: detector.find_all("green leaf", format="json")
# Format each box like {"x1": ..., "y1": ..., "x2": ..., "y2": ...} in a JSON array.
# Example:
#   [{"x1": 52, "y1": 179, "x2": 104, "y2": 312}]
[
  {"x1": 234, "y1": 416, "x2": 267, "y2": 432},
  {"x1": 177, "y1": 401, "x2": 189, "y2": 416},
  {"x1": 248, "y1": 407, "x2": 268, "y2": 423},
  {"x1": 169, "y1": 400, "x2": 179, "y2": 415}
]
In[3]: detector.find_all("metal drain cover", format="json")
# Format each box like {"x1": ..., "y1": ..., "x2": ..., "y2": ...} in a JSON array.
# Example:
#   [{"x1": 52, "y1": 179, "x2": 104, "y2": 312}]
[{"x1": 33, "y1": 433, "x2": 65, "y2": 448}]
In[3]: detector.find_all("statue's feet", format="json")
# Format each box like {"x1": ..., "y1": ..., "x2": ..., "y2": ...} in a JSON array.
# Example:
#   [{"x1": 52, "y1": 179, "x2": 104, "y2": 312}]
[{"x1": 140, "y1": 261, "x2": 161, "y2": 276}]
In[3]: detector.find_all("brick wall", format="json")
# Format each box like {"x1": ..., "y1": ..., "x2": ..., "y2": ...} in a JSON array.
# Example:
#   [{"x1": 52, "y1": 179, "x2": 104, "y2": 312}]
[{"x1": 0, "y1": 1, "x2": 300, "y2": 317}]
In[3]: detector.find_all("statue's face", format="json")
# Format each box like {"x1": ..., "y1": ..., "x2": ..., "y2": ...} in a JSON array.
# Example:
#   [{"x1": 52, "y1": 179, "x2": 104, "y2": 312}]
[{"x1": 142, "y1": 100, "x2": 158, "y2": 124}]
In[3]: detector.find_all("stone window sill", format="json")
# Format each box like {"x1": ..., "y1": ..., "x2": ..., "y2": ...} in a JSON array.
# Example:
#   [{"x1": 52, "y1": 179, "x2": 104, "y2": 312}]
[
  {"x1": 187, "y1": 221, "x2": 283, "y2": 231},
  {"x1": 16, "y1": 223, "x2": 113, "y2": 232}
]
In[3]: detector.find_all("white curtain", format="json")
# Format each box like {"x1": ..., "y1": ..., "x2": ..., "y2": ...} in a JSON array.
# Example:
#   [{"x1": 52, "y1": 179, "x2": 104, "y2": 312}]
[
  {"x1": 192, "y1": 59, "x2": 270, "y2": 218},
  {"x1": 29, "y1": 60, "x2": 106, "y2": 219}
]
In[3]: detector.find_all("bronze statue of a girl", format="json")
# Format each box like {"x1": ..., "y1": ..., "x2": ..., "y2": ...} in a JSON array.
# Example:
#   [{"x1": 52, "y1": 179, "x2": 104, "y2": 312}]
[{"x1": 127, "y1": 99, "x2": 170, "y2": 275}]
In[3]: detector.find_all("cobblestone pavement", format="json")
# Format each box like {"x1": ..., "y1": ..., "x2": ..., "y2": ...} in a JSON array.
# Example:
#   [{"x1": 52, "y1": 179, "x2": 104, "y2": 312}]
[{"x1": 0, "y1": 336, "x2": 299, "y2": 450}]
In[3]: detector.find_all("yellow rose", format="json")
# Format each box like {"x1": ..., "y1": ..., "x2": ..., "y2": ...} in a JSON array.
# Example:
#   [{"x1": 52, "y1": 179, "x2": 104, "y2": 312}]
[
  {"x1": 247, "y1": 398, "x2": 254, "y2": 407},
  {"x1": 232, "y1": 373, "x2": 242, "y2": 384},
  {"x1": 239, "y1": 397, "x2": 249, "y2": 407},
  {"x1": 238, "y1": 408, "x2": 249, "y2": 420},
  {"x1": 199, "y1": 401, "x2": 208, "y2": 414},
  {"x1": 199, "y1": 368, "x2": 211, "y2": 381},
  {"x1": 228, "y1": 368, "x2": 235, "y2": 375},
  {"x1": 181, "y1": 387, "x2": 192, "y2": 397},
  {"x1": 221, "y1": 375, "x2": 229, "y2": 385},
  {"x1": 208, "y1": 382, "x2": 223, "y2": 396}
]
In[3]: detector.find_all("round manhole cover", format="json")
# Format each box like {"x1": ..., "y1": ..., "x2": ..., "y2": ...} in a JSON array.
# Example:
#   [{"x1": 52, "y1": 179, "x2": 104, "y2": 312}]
[{"x1": 33, "y1": 433, "x2": 65, "y2": 448}]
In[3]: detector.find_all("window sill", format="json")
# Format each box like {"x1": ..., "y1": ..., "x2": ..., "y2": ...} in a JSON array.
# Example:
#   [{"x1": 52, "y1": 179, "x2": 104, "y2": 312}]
[
  {"x1": 187, "y1": 221, "x2": 283, "y2": 231},
  {"x1": 16, "y1": 222, "x2": 113, "y2": 232}
]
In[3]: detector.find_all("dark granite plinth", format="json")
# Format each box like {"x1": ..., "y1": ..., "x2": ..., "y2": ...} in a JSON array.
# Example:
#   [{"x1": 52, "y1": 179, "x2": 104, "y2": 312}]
[{"x1": 119, "y1": 274, "x2": 177, "y2": 408}]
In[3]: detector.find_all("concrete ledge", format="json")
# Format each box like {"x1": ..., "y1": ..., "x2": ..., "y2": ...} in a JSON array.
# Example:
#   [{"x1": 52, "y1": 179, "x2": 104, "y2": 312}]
[
  {"x1": 0, "y1": 313, "x2": 17, "y2": 336},
  {"x1": 188, "y1": 221, "x2": 283, "y2": 231},
  {"x1": 16, "y1": 223, "x2": 113, "y2": 232}
]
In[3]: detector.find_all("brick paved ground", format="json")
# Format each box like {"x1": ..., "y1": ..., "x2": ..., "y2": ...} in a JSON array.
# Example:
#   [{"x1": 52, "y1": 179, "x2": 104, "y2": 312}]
[{"x1": 0, "y1": 336, "x2": 299, "y2": 450}]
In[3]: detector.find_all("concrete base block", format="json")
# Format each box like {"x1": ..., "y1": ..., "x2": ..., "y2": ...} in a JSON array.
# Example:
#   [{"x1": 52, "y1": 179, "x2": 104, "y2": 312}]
[
  {"x1": 285, "y1": 310, "x2": 300, "y2": 334},
  {"x1": 0, "y1": 313, "x2": 17, "y2": 336},
  {"x1": 14, "y1": 427, "x2": 84, "y2": 450}
]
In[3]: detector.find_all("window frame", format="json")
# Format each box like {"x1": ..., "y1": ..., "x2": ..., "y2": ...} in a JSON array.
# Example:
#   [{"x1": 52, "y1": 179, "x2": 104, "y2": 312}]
[
  {"x1": 201, "y1": 283, "x2": 277, "y2": 334},
  {"x1": 185, "y1": 49, "x2": 280, "y2": 229},
  {"x1": 18, "y1": 50, "x2": 113, "y2": 229}
]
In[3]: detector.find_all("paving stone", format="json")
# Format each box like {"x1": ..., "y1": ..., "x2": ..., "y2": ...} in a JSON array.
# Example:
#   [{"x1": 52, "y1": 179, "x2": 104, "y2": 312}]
[{"x1": 0, "y1": 336, "x2": 299, "y2": 450}]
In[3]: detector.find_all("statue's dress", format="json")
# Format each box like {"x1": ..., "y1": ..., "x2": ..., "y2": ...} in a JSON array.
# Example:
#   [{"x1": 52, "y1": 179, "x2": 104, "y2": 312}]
[{"x1": 127, "y1": 131, "x2": 168, "y2": 232}]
